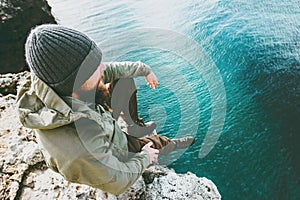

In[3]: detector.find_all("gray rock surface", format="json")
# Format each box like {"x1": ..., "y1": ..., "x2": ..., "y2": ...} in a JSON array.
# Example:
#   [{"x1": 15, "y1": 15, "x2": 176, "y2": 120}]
[
  {"x1": 0, "y1": 0, "x2": 56, "y2": 74},
  {"x1": 0, "y1": 72, "x2": 221, "y2": 200},
  {"x1": 0, "y1": 72, "x2": 28, "y2": 95}
]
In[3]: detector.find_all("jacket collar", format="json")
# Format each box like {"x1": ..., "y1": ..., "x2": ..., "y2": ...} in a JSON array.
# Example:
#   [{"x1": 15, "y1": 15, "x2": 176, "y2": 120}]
[{"x1": 17, "y1": 73, "x2": 100, "y2": 129}]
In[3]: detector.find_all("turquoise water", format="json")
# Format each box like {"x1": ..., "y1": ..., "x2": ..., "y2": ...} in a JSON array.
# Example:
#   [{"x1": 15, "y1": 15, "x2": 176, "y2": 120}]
[{"x1": 47, "y1": 0, "x2": 300, "y2": 199}]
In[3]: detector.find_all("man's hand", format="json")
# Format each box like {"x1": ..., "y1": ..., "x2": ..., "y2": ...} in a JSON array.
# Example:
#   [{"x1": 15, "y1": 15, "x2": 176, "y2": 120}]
[
  {"x1": 145, "y1": 72, "x2": 158, "y2": 89},
  {"x1": 142, "y1": 142, "x2": 159, "y2": 164}
]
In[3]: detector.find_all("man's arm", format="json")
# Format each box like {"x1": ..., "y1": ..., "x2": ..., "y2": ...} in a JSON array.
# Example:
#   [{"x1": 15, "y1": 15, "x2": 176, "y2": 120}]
[
  {"x1": 65, "y1": 118, "x2": 152, "y2": 195},
  {"x1": 74, "y1": 146, "x2": 151, "y2": 195},
  {"x1": 102, "y1": 61, "x2": 152, "y2": 84}
]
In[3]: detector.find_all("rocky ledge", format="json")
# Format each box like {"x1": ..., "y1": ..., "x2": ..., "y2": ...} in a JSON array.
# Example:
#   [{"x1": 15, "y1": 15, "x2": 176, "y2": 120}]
[{"x1": 0, "y1": 72, "x2": 221, "y2": 200}]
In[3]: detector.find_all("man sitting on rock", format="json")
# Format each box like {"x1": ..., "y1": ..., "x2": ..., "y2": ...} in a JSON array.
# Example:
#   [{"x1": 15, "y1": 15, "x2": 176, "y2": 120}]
[{"x1": 17, "y1": 24, "x2": 194, "y2": 195}]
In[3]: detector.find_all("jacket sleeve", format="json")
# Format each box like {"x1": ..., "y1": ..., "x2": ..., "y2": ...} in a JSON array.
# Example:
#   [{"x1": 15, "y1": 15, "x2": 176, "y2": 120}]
[
  {"x1": 102, "y1": 61, "x2": 152, "y2": 84},
  {"x1": 74, "y1": 148, "x2": 150, "y2": 195},
  {"x1": 62, "y1": 118, "x2": 150, "y2": 195}
]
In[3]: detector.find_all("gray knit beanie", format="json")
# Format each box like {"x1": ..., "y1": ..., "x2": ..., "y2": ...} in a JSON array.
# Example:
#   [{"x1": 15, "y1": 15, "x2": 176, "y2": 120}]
[{"x1": 25, "y1": 24, "x2": 102, "y2": 96}]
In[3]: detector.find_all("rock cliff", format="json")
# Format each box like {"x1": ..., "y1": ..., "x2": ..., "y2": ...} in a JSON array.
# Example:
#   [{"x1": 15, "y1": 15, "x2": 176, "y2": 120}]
[
  {"x1": 0, "y1": 0, "x2": 56, "y2": 74},
  {"x1": 0, "y1": 72, "x2": 221, "y2": 200}
]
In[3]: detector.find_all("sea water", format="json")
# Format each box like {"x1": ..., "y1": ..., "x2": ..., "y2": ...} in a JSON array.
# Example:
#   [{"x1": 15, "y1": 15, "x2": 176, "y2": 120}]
[{"x1": 47, "y1": 0, "x2": 300, "y2": 199}]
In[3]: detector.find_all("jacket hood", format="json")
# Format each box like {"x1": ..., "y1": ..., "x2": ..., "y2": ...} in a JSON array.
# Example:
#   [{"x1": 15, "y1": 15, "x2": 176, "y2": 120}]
[{"x1": 17, "y1": 73, "x2": 96, "y2": 130}]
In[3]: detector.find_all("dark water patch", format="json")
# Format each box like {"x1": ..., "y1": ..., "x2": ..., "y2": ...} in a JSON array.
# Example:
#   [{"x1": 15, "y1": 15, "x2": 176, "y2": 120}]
[{"x1": 246, "y1": 56, "x2": 300, "y2": 177}]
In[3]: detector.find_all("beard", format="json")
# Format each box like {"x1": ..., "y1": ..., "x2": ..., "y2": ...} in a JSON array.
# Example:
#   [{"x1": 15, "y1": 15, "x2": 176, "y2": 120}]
[
  {"x1": 74, "y1": 81, "x2": 112, "y2": 112},
  {"x1": 95, "y1": 83, "x2": 112, "y2": 108}
]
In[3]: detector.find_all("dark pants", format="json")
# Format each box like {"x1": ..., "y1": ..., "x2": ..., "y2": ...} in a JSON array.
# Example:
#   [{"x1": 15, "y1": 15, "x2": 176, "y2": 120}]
[
  {"x1": 126, "y1": 134, "x2": 175, "y2": 155},
  {"x1": 107, "y1": 78, "x2": 174, "y2": 155}
]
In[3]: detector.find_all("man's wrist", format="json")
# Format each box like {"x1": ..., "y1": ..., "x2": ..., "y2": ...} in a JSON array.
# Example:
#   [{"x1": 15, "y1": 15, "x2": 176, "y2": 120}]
[{"x1": 141, "y1": 149, "x2": 151, "y2": 166}]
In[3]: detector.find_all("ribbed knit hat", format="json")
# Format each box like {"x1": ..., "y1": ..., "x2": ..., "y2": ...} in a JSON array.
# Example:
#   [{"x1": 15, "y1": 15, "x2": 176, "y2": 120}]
[{"x1": 25, "y1": 24, "x2": 102, "y2": 96}]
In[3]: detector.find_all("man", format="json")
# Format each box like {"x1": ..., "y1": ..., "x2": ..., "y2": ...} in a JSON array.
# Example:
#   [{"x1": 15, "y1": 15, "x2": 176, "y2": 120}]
[{"x1": 17, "y1": 24, "x2": 194, "y2": 194}]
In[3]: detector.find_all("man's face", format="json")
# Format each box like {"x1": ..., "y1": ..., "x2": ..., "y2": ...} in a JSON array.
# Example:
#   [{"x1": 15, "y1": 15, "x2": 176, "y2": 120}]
[{"x1": 72, "y1": 64, "x2": 107, "y2": 103}]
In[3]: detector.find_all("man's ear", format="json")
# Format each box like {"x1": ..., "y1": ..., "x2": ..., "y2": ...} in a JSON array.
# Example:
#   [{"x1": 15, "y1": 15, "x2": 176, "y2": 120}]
[
  {"x1": 99, "y1": 64, "x2": 107, "y2": 74},
  {"x1": 71, "y1": 92, "x2": 79, "y2": 99}
]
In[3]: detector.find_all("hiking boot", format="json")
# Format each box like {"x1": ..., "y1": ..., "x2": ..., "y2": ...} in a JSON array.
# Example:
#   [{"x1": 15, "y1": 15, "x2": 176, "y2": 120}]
[
  {"x1": 144, "y1": 121, "x2": 157, "y2": 135},
  {"x1": 159, "y1": 136, "x2": 195, "y2": 156},
  {"x1": 172, "y1": 136, "x2": 195, "y2": 149}
]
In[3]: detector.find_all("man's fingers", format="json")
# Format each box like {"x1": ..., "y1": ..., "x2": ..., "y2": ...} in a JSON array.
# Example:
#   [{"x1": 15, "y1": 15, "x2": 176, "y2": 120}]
[
  {"x1": 146, "y1": 141, "x2": 153, "y2": 147},
  {"x1": 147, "y1": 82, "x2": 157, "y2": 89},
  {"x1": 145, "y1": 72, "x2": 159, "y2": 90},
  {"x1": 144, "y1": 142, "x2": 159, "y2": 154},
  {"x1": 143, "y1": 142, "x2": 159, "y2": 164}
]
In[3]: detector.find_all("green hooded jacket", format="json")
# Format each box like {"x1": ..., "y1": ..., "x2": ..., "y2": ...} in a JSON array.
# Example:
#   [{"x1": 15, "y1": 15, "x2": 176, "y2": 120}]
[{"x1": 17, "y1": 61, "x2": 152, "y2": 194}]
